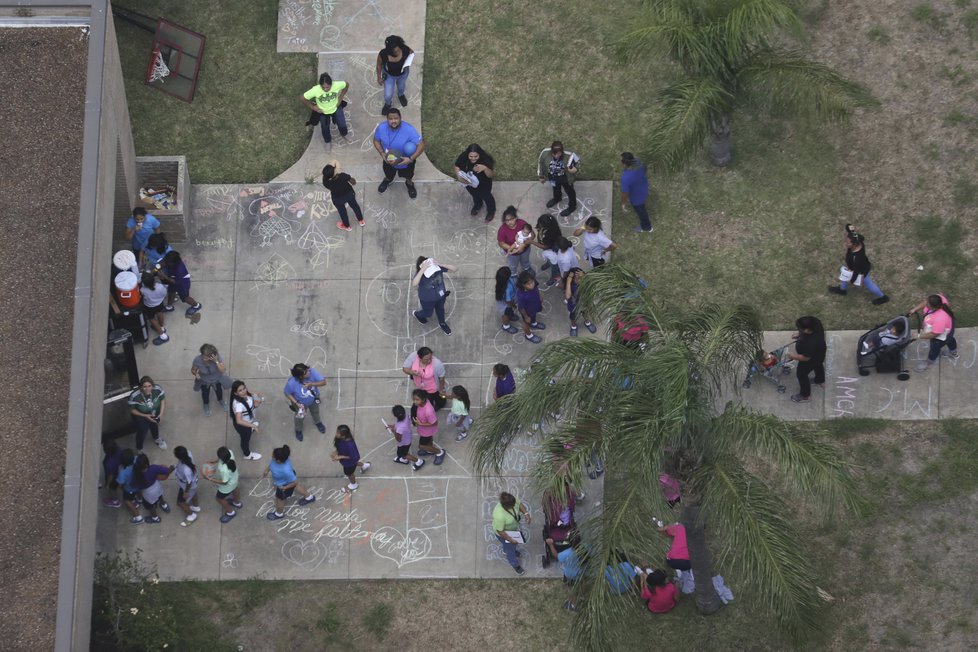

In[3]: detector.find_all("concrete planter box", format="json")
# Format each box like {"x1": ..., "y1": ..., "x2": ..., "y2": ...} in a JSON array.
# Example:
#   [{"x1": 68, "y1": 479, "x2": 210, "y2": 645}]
[{"x1": 114, "y1": 155, "x2": 191, "y2": 245}]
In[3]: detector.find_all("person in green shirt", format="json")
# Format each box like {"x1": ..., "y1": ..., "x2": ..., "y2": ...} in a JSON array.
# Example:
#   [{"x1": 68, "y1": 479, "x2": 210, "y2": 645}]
[
  {"x1": 492, "y1": 492, "x2": 531, "y2": 575},
  {"x1": 300, "y1": 72, "x2": 350, "y2": 151},
  {"x1": 205, "y1": 446, "x2": 241, "y2": 523}
]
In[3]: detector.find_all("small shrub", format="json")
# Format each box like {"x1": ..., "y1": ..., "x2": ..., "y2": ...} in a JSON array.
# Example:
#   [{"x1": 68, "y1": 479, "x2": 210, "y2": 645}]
[
  {"x1": 962, "y1": 10, "x2": 978, "y2": 40},
  {"x1": 317, "y1": 604, "x2": 342, "y2": 634},
  {"x1": 939, "y1": 64, "x2": 973, "y2": 86},
  {"x1": 952, "y1": 178, "x2": 978, "y2": 206},
  {"x1": 910, "y1": 4, "x2": 946, "y2": 30},
  {"x1": 362, "y1": 602, "x2": 393, "y2": 640},
  {"x1": 867, "y1": 25, "x2": 891, "y2": 44}
]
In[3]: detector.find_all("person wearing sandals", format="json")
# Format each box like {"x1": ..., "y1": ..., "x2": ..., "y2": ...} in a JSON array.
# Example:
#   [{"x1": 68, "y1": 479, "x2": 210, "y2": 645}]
[
  {"x1": 516, "y1": 271, "x2": 546, "y2": 344},
  {"x1": 191, "y1": 344, "x2": 229, "y2": 417},
  {"x1": 492, "y1": 492, "x2": 531, "y2": 575},
  {"x1": 322, "y1": 160, "x2": 365, "y2": 232},
  {"x1": 411, "y1": 390, "x2": 447, "y2": 464},
  {"x1": 128, "y1": 376, "x2": 167, "y2": 452},
  {"x1": 205, "y1": 446, "x2": 241, "y2": 523},
  {"x1": 263, "y1": 444, "x2": 317, "y2": 520},
  {"x1": 331, "y1": 425, "x2": 372, "y2": 493},
  {"x1": 494, "y1": 266, "x2": 520, "y2": 335},
  {"x1": 134, "y1": 453, "x2": 171, "y2": 524},
  {"x1": 171, "y1": 445, "x2": 201, "y2": 527},
  {"x1": 564, "y1": 267, "x2": 597, "y2": 337},
  {"x1": 376, "y1": 35, "x2": 414, "y2": 116},
  {"x1": 446, "y1": 385, "x2": 473, "y2": 442},
  {"x1": 374, "y1": 108, "x2": 424, "y2": 199},
  {"x1": 453, "y1": 143, "x2": 496, "y2": 222},
  {"x1": 229, "y1": 380, "x2": 264, "y2": 460},
  {"x1": 412, "y1": 257, "x2": 457, "y2": 335},
  {"x1": 284, "y1": 363, "x2": 329, "y2": 442}
]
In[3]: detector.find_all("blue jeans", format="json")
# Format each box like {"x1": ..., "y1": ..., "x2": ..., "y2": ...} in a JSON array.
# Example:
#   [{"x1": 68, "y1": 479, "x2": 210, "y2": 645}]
[
  {"x1": 506, "y1": 250, "x2": 534, "y2": 277},
  {"x1": 632, "y1": 203, "x2": 652, "y2": 231},
  {"x1": 383, "y1": 71, "x2": 409, "y2": 106},
  {"x1": 840, "y1": 274, "x2": 884, "y2": 298},
  {"x1": 417, "y1": 296, "x2": 447, "y2": 324},
  {"x1": 496, "y1": 534, "x2": 520, "y2": 568},
  {"x1": 332, "y1": 191, "x2": 363, "y2": 227},
  {"x1": 319, "y1": 109, "x2": 348, "y2": 143},
  {"x1": 928, "y1": 328, "x2": 957, "y2": 361}
]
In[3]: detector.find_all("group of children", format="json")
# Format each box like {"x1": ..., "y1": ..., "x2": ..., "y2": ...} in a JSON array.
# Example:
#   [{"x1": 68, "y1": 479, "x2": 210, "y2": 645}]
[{"x1": 496, "y1": 215, "x2": 616, "y2": 343}]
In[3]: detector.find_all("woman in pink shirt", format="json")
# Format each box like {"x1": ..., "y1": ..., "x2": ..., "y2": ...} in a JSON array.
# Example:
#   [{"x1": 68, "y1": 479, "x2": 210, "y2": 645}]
[
  {"x1": 411, "y1": 389, "x2": 446, "y2": 464},
  {"x1": 910, "y1": 293, "x2": 959, "y2": 372},
  {"x1": 639, "y1": 569, "x2": 678, "y2": 613},
  {"x1": 402, "y1": 346, "x2": 447, "y2": 410},
  {"x1": 658, "y1": 522, "x2": 690, "y2": 571}
]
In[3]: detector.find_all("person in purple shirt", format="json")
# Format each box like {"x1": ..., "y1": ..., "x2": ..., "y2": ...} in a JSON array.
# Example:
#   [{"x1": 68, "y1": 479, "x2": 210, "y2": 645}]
[
  {"x1": 134, "y1": 453, "x2": 171, "y2": 523},
  {"x1": 159, "y1": 250, "x2": 202, "y2": 316},
  {"x1": 330, "y1": 425, "x2": 371, "y2": 493},
  {"x1": 620, "y1": 152, "x2": 652, "y2": 233},
  {"x1": 493, "y1": 363, "x2": 516, "y2": 401},
  {"x1": 102, "y1": 440, "x2": 124, "y2": 508},
  {"x1": 515, "y1": 270, "x2": 546, "y2": 344}
]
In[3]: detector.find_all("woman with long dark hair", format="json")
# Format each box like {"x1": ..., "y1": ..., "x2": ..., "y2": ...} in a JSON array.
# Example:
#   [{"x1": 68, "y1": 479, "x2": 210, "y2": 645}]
[
  {"x1": 376, "y1": 34, "x2": 414, "y2": 115},
  {"x1": 322, "y1": 161, "x2": 364, "y2": 231},
  {"x1": 453, "y1": 143, "x2": 496, "y2": 222},
  {"x1": 910, "y1": 293, "x2": 959, "y2": 372},
  {"x1": 229, "y1": 380, "x2": 264, "y2": 461},
  {"x1": 494, "y1": 266, "x2": 519, "y2": 334},
  {"x1": 827, "y1": 224, "x2": 889, "y2": 305}
]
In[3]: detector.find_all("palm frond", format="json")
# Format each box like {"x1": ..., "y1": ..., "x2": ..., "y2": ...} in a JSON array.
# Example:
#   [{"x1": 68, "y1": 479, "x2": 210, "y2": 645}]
[
  {"x1": 615, "y1": 4, "x2": 725, "y2": 74},
  {"x1": 694, "y1": 457, "x2": 825, "y2": 634},
  {"x1": 718, "y1": 0, "x2": 804, "y2": 64},
  {"x1": 710, "y1": 405, "x2": 863, "y2": 514},
  {"x1": 646, "y1": 77, "x2": 734, "y2": 171},
  {"x1": 738, "y1": 48, "x2": 880, "y2": 120},
  {"x1": 672, "y1": 303, "x2": 763, "y2": 394}
]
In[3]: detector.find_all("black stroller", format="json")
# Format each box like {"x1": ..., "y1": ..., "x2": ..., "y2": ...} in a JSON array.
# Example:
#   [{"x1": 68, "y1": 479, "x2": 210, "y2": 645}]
[
  {"x1": 856, "y1": 314, "x2": 917, "y2": 380},
  {"x1": 541, "y1": 485, "x2": 577, "y2": 569}
]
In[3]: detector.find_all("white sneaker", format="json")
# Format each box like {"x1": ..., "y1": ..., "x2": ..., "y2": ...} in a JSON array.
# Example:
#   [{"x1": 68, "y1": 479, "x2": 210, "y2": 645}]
[
  {"x1": 361, "y1": 462, "x2": 371, "y2": 472},
  {"x1": 944, "y1": 350, "x2": 960, "y2": 360},
  {"x1": 190, "y1": 506, "x2": 201, "y2": 513},
  {"x1": 155, "y1": 439, "x2": 168, "y2": 450},
  {"x1": 245, "y1": 452, "x2": 262, "y2": 460},
  {"x1": 916, "y1": 360, "x2": 932, "y2": 372}
]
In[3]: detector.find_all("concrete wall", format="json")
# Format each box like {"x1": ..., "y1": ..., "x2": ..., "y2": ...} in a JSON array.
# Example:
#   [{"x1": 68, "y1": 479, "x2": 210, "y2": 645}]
[{"x1": 58, "y1": 6, "x2": 136, "y2": 650}]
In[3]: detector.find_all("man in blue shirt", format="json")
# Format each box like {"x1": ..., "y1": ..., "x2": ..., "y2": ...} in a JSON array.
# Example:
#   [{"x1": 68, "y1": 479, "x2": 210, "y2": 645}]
[
  {"x1": 372, "y1": 108, "x2": 425, "y2": 199},
  {"x1": 124, "y1": 207, "x2": 161, "y2": 266},
  {"x1": 620, "y1": 152, "x2": 653, "y2": 233},
  {"x1": 283, "y1": 363, "x2": 328, "y2": 441}
]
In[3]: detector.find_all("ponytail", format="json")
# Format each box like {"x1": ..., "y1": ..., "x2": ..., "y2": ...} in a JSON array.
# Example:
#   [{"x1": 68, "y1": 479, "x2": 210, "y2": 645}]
[
  {"x1": 217, "y1": 446, "x2": 237, "y2": 473},
  {"x1": 174, "y1": 445, "x2": 197, "y2": 475}
]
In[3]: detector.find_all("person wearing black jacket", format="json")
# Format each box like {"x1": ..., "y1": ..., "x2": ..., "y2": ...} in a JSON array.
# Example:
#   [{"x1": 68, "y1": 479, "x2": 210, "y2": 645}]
[
  {"x1": 322, "y1": 162, "x2": 364, "y2": 231},
  {"x1": 787, "y1": 316, "x2": 826, "y2": 403},
  {"x1": 453, "y1": 144, "x2": 496, "y2": 223},
  {"x1": 828, "y1": 224, "x2": 890, "y2": 305}
]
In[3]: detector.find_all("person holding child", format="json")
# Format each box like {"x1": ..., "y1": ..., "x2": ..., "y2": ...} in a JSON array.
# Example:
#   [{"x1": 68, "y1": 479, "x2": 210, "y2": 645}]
[{"x1": 497, "y1": 207, "x2": 536, "y2": 278}]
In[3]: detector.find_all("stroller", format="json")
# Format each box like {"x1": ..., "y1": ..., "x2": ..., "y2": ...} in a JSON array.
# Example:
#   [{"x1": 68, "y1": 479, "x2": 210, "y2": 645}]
[
  {"x1": 742, "y1": 343, "x2": 794, "y2": 394},
  {"x1": 857, "y1": 314, "x2": 915, "y2": 380},
  {"x1": 541, "y1": 485, "x2": 577, "y2": 569}
]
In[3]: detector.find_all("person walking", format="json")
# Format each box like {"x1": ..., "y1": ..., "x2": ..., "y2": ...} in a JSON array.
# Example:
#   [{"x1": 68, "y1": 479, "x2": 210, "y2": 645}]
[
  {"x1": 387, "y1": 404, "x2": 425, "y2": 470},
  {"x1": 124, "y1": 207, "x2": 161, "y2": 267},
  {"x1": 516, "y1": 270, "x2": 546, "y2": 344},
  {"x1": 492, "y1": 363, "x2": 516, "y2": 401},
  {"x1": 453, "y1": 143, "x2": 496, "y2": 222},
  {"x1": 574, "y1": 216, "x2": 617, "y2": 268},
  {"x1": 401, "y1": 346, "x2": 448, "y2": 410},
  {"x1": 229, "y1": 380, "x2": 263, "y2": 461},
  {"x1": 331, "y1": 425, "x2": 371, "y2": 493},
  {"x1": 497, "y1": 206, "x2": 535, "y2": 278},
  {"x1": 115, "y1": 449, "x2": 144, "y2": 525},
  {"x1": 373, "y1": 108, "x2": 424, "y2": 198},
  {"x1": 376, "y1": 35, "x2": 414, "y2": 115},
  {"x1": 158, "y1": 251, "x2": 203, "y2": 316},
  {"x1": 263, "y1": 444, "x2": 317, "y2": 520},
  {"x1": 205, "y1": 446, "x2": 241, "y2": 523},
  {"x1": 827, "y1": 224, "x2": 890, "y2": 305},
  {"x1": 321, "y1": 161, "x2": 365, "y2": 231},
  {"x1": 910, "y1": 293, "x2": 959, "y2": 372},
  {"x1": 191, "y1": 344, "x2": 230, "y2": 417},
  {"x1": 139, "y1": 271, "x2": 169, "y2": 345},
  {"x1": 128, "y1": 376, "x2": 167, "y2": 452},
  {"x1": 537, "y1": 141, "x2": 580, "y2": 217},
  {"x1": 134, "y1": 453, "x2": 171, "y2": 524},
  {"x1": 787, "y1": 316, "x2": 826, "y2": 403},
  {"x1": 411, "y1": 390, "x2": 446, "y2": 464},
  {"x1": 300, "y1": 72, "x2": 349, "y2": 152},
  {"x1": 284, "y1": 363, "x2": 328, "y2": 442},
  {"x1": 412, "y1": 257, "x2": 457, "y2": 335},
  {"x1": 171, "y1": 445, "x2": 201, "y2": 527},
  {"x1": 620, "y1": 152, "x2": 653, "y2": 233},
  {"x1": 492, "y1": 491, "x2": 531, "y2": 575}
]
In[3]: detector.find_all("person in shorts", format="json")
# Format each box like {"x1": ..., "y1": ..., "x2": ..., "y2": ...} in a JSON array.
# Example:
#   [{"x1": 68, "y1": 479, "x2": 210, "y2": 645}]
[
  {"x1": 263, "y1": 444, "x2": 316, "y2": 520},
  {"x1": 411, "y1": 390, "x2": 446, "y2": 464},
  {"x1": 205, "y1": 446, "x2": 241, "y2": 523},
  {"x1": 387, "y1": 404, "x2": 424, "y2": 470},
  {"x1": 331, "y1": 425, "x2": 372, "y2": 492},
  {"x1": 159, "y1": 250, "x2": 202, "y2": 316}
]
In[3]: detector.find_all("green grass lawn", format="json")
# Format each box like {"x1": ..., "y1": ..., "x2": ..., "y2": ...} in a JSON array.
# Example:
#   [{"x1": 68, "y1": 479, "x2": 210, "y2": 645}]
[{"x1": 113, "y1": 0, "x2": 315, "y2": 183}]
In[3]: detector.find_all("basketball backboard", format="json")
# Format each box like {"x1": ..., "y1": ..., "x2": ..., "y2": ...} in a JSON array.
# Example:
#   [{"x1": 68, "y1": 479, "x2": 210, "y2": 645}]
[{"x1": 144, "y1": 18, "x2": 205, "y2": 102}]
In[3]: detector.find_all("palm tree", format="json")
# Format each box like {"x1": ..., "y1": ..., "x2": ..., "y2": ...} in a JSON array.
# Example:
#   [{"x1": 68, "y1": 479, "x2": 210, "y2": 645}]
[
  {"x1": 617, "y1": 0, "x2": 878, "y2": 168},
  {"x1": 472, "y1": 265, "x2": 859, "y2": 650}
]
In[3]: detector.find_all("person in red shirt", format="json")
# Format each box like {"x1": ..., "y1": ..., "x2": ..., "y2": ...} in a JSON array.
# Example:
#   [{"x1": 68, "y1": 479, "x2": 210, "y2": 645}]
[
  {"x1": 496, "y1": 206, "x2": 535, "y2": 278},
  {"x1": 658, "y1": 522, "x2": 691, "y2": 571},
  {"x1": 638, "y1": 569, "x2": 678, "y2": 613}
]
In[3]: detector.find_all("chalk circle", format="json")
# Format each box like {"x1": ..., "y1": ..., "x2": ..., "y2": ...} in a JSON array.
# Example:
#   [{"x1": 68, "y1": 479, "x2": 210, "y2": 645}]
[{"x1": 365, "y1": 266, "x2": 455, "y2": 339}]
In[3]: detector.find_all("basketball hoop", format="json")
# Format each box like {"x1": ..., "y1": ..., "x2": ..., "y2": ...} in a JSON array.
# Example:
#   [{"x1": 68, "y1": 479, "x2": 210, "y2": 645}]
[{"x1": 147, "y1": 47, "x2": 170, "y2": 83}]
